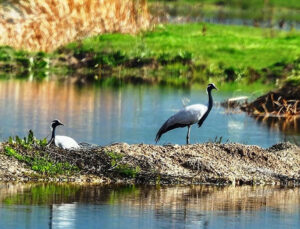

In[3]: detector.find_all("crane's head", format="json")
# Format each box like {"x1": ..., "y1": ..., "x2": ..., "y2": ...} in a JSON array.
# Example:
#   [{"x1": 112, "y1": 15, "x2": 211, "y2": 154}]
[
  {"x1": 51, "y1": 119, "x2": 64, "y2": 129},
  {"x1": 207, "y1": 83, "x2": 217, "y2": 93}
]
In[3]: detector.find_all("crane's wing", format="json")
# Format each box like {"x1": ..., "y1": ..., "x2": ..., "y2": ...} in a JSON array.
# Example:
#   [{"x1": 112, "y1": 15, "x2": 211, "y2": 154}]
[
  {"x1": 55, "y1": 136, "x2": 80, "y2": 149},
  {"x1": 155, "y1": 104, "x2": 207, "y2": 143}
]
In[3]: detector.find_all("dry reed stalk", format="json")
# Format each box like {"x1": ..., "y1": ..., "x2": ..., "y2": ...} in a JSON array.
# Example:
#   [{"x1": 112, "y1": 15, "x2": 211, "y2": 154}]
[
  {"x1": 0, "y1": 0, "x2": 150, "y2": 51},
  {"x1": 253, "y1": 93, "x2": 300, "y2": 117}
]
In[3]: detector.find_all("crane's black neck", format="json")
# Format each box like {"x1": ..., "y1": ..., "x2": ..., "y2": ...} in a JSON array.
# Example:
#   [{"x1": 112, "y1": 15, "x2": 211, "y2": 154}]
[
  {"x1": 198, "y1": 89, "x2": 214, "y2": 127},
  {"x1": 51, "y1": 126, "x2": 56, "y2": 139},
  {"x1": 207, "y1": 88, "x2": 213, "y2": 111},
  {"x1": 47, "y1": 126, "x2": 56, "y2": 146}
]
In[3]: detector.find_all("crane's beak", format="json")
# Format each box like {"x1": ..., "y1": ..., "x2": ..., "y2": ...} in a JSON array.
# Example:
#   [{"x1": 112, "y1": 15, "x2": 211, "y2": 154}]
[{"x1": 59, "y1": 122, "x2": 64, "y2": 126}]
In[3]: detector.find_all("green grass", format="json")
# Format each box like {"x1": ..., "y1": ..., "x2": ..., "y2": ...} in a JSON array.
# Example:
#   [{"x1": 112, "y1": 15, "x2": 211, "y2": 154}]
[
  {"x1": 3, "y1": 131, "x2": 79, "y2": 176},
  {"x1": 66, "y1": 23, "x2": 299, "y2": 70},
  {"x1": 1, "y1": 23, "x2": 299, "y2": 87},
  {"x1": 63, "y1": 23, "x2": 300, "y2": 86},
  {"x1": 285, "y1": 76, "x2": 300, "y2": 86},
  {"x1": 4, "y1": 146, "x2": 77, "y2": 175},
  {"x1": 105, "y1": 151, "x2": 140, "y2": 178}
]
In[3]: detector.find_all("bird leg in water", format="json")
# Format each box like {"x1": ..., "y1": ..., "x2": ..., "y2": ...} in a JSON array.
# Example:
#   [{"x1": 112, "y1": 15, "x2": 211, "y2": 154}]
[{"x1": 186, "y1": 125, "x2": 191, "y2": 144}]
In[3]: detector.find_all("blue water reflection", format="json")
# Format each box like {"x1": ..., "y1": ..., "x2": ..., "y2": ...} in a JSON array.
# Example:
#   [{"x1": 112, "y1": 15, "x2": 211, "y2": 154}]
[
  {"x1": 0, "y1": 81, "x2": 298, "y2": 148},
  {"x1": 1, "y1": 184, "x2": 300, "y2": 229}
]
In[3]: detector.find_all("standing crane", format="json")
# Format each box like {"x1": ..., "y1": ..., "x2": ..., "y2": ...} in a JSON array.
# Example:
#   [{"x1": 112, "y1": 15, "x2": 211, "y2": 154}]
[{"x1": 155, "y1": 83, "x2": 217, "y2": 144}]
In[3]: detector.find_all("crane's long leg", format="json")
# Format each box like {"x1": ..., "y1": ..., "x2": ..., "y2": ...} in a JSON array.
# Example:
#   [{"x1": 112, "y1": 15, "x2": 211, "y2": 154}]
[{"x1": 186, "y1": 125, "x2": 191, "y2": 144}]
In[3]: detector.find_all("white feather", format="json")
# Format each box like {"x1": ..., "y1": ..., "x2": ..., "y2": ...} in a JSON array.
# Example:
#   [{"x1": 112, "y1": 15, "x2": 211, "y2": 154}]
[
  {"x1": 167, "y1": 104, "x2": 208, "y2": 126},
  {"x1": 54, "y1": 135, "x2": 80, "y2": 150}
]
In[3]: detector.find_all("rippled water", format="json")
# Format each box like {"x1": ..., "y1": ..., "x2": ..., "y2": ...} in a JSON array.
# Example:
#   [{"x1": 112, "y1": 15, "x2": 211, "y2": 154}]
[
  {"x1": 0, "y1": 80, "x2": 299, "y2": 147},
  {"x1": 0, "y1": 184, "x2": 300, "y2": 229}
]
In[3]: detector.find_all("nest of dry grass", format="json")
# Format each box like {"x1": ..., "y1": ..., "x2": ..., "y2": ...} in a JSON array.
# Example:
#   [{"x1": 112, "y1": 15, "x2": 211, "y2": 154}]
[{"x1": 0, "y1": 0, "x2": 150, "y2": 51}]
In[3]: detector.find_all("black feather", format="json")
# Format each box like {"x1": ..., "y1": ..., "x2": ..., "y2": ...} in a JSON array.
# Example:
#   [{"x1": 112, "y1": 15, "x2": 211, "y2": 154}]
[
  {"x1": 197, "y1": 112, "x2": 209, "y2": 127},
  {"x1": 155, "y1": 120, "x2": 188, "y2": 143}
]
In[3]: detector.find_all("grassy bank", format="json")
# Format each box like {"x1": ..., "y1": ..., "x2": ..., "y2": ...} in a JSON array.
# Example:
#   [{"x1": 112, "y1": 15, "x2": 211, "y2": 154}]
[{"x1": 0, "y1": 23, "x2": 299, "y2": 87}]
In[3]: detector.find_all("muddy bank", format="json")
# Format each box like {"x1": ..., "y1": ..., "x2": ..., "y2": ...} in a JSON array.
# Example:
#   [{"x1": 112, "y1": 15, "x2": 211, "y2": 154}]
[
  {"x1": 240, "y1": 84, "x2": 300, "y2": 116},
  {"x1": 1, "y1": 142, "x2": 300, "y2": 185}
]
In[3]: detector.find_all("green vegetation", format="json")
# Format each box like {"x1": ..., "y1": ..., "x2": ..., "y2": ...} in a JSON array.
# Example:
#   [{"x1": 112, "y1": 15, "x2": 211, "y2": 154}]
[
  {"x1": 7, "y1": 130, "x2": 47, "y2": 148},
  {"x1": 0, "y1": 23, "x2": 299, "y2": 88},
  {"x1": 62, "y1": 23, "x2": 300, "y2": 86},
  {"x1": 106, "y1": 151, "x2": 140, "y2": 178},
  {"x1": 285, "y1": 76, "x2": 300, "y2": 86},
  {"x1": 73, "y1": 23, "x2": 299, "y2": 69},
  {"x1": 3, "y1": 131, "x2": 79, "y2": 175},
  {"x1": 0, "y1": 46, "x2": 52, "y2": 80}
]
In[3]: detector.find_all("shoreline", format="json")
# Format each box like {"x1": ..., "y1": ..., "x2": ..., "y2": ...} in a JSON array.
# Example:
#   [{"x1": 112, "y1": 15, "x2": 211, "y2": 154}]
[
  {"x1": 0, "y1": 23, "x2": 299, "y2": 87},
  {"x1": 1, "y1": 142, "x2": 299, "y2": 185}
]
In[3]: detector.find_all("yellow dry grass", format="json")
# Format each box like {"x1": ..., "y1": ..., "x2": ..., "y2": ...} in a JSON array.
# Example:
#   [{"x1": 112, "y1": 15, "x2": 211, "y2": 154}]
[{"x1": 0, "y1": 0, "x2": 150, "y2": 51}]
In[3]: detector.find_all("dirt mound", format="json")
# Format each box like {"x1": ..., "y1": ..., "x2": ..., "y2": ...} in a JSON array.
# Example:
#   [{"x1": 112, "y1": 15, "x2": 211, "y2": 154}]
[{"x1": 1, "y1": 142, "x2": 300, "y2": 185}]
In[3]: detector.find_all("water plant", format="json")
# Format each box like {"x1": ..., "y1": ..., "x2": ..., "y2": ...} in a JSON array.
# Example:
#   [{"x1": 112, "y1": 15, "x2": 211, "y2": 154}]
[{"x1": 8, "y1": 130, "x2": 48, "y2": 149}]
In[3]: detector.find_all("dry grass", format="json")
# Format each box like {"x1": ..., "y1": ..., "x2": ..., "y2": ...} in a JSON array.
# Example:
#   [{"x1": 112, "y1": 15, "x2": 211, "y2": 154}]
[
  {"x1": 241, "y1": 92, "x2": 300, "y2": 118},
  {"x1": 0, "y1": 0, "x2": 150, "y2": 51},
  {"x1": 252, "y1": 94, "x2": 300, "y2": 117}
]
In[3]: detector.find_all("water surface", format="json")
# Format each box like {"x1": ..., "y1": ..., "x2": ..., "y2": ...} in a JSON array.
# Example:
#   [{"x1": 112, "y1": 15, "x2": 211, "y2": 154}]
[
  {"x1": 0, "y1": 183, "x2": 300, "y2": 229},
  {"x1": 0, "y1": 80, "x2": 298, "y2": 147}
]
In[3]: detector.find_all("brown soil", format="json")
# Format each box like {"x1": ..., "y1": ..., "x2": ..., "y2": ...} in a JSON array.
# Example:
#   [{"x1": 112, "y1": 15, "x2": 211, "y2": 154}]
[{"x1": 1, "y1": 142, "x2": 300, "y2": 185}]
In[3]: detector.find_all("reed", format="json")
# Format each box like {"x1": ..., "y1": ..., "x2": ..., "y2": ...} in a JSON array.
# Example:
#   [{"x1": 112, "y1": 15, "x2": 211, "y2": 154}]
[
  {"x1": 0, "y1": 0, "x2": 150, "y2": 51},
  {"x1": 252, "y1": 93, "x2": 300, "y2": 118}
]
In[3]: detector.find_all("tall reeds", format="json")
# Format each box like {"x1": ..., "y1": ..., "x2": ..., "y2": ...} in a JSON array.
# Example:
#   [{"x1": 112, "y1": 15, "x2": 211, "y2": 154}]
[{"x1": 0, "y1": 0, "x2": 150, "y2": 51}]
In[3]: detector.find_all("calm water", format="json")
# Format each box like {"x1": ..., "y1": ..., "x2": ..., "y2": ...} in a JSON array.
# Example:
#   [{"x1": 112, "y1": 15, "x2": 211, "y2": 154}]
[
  {"x1": 0, "y1": 184, "x2": 300, "y2": 229},
  {"x1": 0, "y1": 80, "x2": 298, "y2": 148}
]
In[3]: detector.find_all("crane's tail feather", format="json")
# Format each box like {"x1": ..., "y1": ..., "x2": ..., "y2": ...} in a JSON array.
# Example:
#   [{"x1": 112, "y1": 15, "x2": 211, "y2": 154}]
[
  {"x1": 155, "y1": 125, "x2": 165, "y2": 143},
  {"x1": 155, "y1": 120, "x2": 188, "y2": 143}
]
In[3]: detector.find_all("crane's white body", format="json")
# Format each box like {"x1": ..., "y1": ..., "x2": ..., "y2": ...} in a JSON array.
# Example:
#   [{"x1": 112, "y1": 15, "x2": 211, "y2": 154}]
[
  {"x1": 54, "y1": 135, "x2": 80, "y2": 150},
  {"x1": 167, "y1": 104, "x2": 208, "y2": 126}
]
